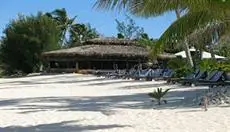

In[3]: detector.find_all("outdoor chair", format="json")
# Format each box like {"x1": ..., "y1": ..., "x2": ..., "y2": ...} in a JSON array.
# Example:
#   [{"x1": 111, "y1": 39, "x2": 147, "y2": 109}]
[
  {"x1": 194, "y1": 71, "x2": 224, "y2": 86},
  {"x1": 133, "y1": 69, "x2": 152, "y2": 80},
  {"x1": 180, "y1": 71, "x2": 207, "y2": 86}
]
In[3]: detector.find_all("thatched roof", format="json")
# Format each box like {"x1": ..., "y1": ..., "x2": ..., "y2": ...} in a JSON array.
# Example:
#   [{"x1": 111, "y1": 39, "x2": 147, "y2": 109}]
[
  {"x1": 42, "y1": 44, "x2": 148, "y2": 58},
  {"x1": 42, "y1": 38, "x2": 175, "y2": 60},
  {"x1": 157, "y1": 53, "x2": 177, "y2": 59},
  {"x1": 84, "y1": 38, "x2": 138, "y2": 45}
]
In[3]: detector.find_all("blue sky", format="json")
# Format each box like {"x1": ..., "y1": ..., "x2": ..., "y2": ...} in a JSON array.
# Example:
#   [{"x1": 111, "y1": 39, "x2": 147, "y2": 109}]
[{"x1": 0, "y1": 0, "x2": 176, "y2": 39}]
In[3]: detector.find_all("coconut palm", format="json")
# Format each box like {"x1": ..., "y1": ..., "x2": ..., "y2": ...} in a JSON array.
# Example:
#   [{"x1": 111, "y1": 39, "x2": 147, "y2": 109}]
[
  {"x1": 46, "y1": 8, "x2": 77, "y2": 46},
  {"x1": 94, "y1": 0, "x2": 230, "y2": 67},
  {"x1": 69, "y1": 23, "x2": 99, "y2": 47}
]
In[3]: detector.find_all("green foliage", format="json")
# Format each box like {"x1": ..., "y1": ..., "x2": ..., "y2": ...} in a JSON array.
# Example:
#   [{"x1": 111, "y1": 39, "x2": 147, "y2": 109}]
[
  {"x1": 199, "y1": 59, "x2": 217, "y2": 71},
  {"x1": 148, "y1": 88, "x2": 170, "y2": 105},
  {"x1": 117, "y1": 33, "x2": 125, "y2": 39},
  {"x1": 46, "y1": 8, "x2": 77, "y2": 46},
  {"x1": 138, "y1": 38, "x2": 158, "y2": 60},
  {"x1": 214, "y1": 36, "x2": 230, "y2": 58},
  {"x1": 174, "y1": 67, "x2": 193, "y2": 78},
  {"x1": 68, "y1": 23, "x2": 99, "y2": 47},
  {"x1": 167, "y1": 58, "x2": 187, "y2": 70},
  {"x1": 167, "y1": 58, "x2": 192, "y2": 78},
  {"x1": 115, "y1": 15, "x2": 144, "y2": 39},
  {"x1": 199, "y1": 60, "x2": 230, "y2": 72},
  {"x1": 95, "y1": 0, "x2": 230, "y2": 68},
  {"x1": 0, "y1": 13, "x2": 61, "y2": 75},
  {"x1": 47, "y1": 8, "x2": 99, "y2": 47},
  {"x1": 216, "y1": 62, "x2": 230, "y2": 72}
]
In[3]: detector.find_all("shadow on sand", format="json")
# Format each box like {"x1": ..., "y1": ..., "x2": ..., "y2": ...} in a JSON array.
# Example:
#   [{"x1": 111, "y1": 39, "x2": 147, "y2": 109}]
[
  {"x1": 0, "y1": 120, "x2": 129, "y2": 132},
  {"x1": 0, "y1": 78, "x2": 107, "y2": 86},
  {"x1": 0, "y1": 87, "x2": 210, "y2": 115},
  {"x1": 118, "y1": 83, "x2": 168, "y2": 89}
]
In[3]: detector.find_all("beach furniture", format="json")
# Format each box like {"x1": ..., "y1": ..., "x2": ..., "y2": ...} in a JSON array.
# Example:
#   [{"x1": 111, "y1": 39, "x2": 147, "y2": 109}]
[
  {"x1": 133, "y1": 69, "x2": 152, "y2": 80},
  {"x1": 195, "y1": 71, "x2": 224, "y2": 86}
]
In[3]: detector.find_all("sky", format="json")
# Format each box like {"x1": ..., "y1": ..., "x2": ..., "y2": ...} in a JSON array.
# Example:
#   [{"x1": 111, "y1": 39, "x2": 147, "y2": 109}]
[{"x1": 0, "y1": 0, "x2": 176, "y2": 39}]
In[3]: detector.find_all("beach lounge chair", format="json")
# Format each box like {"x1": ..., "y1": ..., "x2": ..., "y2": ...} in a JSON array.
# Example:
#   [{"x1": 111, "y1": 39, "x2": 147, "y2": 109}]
[
  {"x1": 123, "y1": 68, "x2": 137, "y2": 79},
  {"x1": 106, "y1": 70, "x2": 127, "y2": 79},
  {"x1": 151, "y1": 69, "x2": 173, "y2": 81},
  {"x1": 181, "y1": 71, "x2": 207, "y2": 85},
  {"x1": 178, "y1": 69, "x2": 201, "y2": 85},
  {"x1": 133, "y1": 69, "x2": 152, "y2": 80},
  {"x1": 146, "y1": 69, "x2": 164, "y2": 81},
  {"x1": 163, "y1": 69, "x2": 174, "y2": 79},
  {"x1": 195, "y1": 71, "x2": 224, "y2": 86}
]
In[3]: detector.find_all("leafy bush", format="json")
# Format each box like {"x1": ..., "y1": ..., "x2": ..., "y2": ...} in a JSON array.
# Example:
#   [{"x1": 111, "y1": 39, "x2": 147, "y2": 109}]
[
  {"x1": 0, "y1": 13, "x2": 61, "y2": 75},
  {"x1": 148, "y1": 88, "x2": 170, "y2": 105},
  {"x1": 167, "y1": 58, "x2": 187, "y2": 70},
  {"x1": 216, "y1": 62, "x2": 230, "y2": 72},
  {"x1": 167, "y1": 58, "x2": 193, "y2": 78},
  {"x1": 199, "y1": 60, "x2": 230, "y2": 72},
  {"x1": 174, "y1": 67, "x2": 192, "y2": 78},
  {"x1": 199, "y1": 60, "x2": 218, "y2": 71}
]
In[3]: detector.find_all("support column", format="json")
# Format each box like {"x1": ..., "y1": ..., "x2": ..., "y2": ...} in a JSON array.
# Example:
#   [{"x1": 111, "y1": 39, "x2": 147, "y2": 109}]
[
  {"x1": 75, "y1": 62, "x2": 79, "y2": 72},
  {"x1": 126, "y1": 61, "x2": 129, "y2": 69}
]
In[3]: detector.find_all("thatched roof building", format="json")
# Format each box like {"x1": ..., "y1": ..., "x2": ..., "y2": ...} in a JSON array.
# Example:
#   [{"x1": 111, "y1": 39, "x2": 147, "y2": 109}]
[
  {"x1": 42, "y1": 41, "x2": 148, "y2": 59},
  {"x1": 42, "y1": 38, "x2": 175, "y2": 73}
]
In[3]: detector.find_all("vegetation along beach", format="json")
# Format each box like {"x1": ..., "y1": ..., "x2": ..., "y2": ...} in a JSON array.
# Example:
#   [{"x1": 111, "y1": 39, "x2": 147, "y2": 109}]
[{"x1": 0, "y1": 0, "x2": 230, "y2": 132}]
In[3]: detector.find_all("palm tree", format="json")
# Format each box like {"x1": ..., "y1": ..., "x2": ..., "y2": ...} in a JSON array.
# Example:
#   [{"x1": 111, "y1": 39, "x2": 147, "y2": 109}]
[
  {"x1": 94, "y1": 0, "x2": 230, "y2": 67},
  {"x1": 46, "y1": 8, "x2": 77, "y2": 46},
  {"x1": 69, "y1": 23, "x2": 99, "y2": 47}
]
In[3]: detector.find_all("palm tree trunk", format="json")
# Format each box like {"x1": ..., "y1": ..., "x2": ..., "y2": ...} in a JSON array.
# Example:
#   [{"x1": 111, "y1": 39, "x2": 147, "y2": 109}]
[
  {"x1": 175, "y1": 9, "x2": 194, "y2": 68},
  {"x1": 158, "y1": 99, "x2": 161, "y2": 105},
  {"x1": 210, "y1": 46, "x2": 215, "y2": 60},
  {"x1": 185, "y1": 38, "x2": 194, "y2": 67},
  {"x1": 210, "y1": 30, "x2": 218, "y2": 60}
]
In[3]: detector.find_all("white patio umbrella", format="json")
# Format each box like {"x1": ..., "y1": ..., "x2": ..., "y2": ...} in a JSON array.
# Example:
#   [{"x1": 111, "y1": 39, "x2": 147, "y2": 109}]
[
  {"x1": 201, "y1": 51, "x2": 225, "y2": 59},
  {"x1": 175, "y1": 47, "x2": 226, "y2": 59},
  {"x1": 174, "y1": 47, "x2": 196, "y2": 58}
]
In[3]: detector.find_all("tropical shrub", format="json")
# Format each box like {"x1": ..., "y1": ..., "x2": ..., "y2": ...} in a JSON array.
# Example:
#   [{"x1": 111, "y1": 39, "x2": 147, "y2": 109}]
[
  {"x1": 216, "y1": 62, "x2": 230, "y2": 72},
  {"x1": 167, "y1": 58, "x2": 192, "y2": 78},
  {"x1": 148, "y1": 88, "x2": 170, "y2": 105},
  {"x1": 167, "y1": 58, "x2": 187, "y2": 70},
  {"x1": 199, "y1": 60, "x2": 230, "y2": 72},
  {"x1": 174, "y1": 67, "x2": 192, "y2": 78},
  {"x1": 199, "y1": 59, "x2": 218, "y2": 71},
  {"x1": 0, "y1": 13, "x2": 61, "y2": 75}
]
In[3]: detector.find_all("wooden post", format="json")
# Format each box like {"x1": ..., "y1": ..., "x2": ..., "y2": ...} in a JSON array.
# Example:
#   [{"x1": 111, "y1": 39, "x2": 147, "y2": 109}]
[
  {"x1": 88, "y1": 61, "x2": 91, "y2": 69},
  {"x1": 100, "y1": 62, "x2": 103, "y2": 69},
  {"x1": 126, "y1": 61, "x2": 129, "y2": 69},
  {"x1": 75, "y1": 62, "x2": 79, "y2": 72}
]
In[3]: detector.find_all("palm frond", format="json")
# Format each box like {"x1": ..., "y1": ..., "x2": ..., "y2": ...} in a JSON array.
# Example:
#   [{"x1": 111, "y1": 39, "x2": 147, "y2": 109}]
[{"x1": 156, "y1": 11, "x2": 225, "y2": 51}]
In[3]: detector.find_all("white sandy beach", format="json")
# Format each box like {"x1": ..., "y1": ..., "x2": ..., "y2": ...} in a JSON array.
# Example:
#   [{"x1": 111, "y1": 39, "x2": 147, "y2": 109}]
[{"x1": 0, "y1": 74, "x2": 230, "y2": 132}]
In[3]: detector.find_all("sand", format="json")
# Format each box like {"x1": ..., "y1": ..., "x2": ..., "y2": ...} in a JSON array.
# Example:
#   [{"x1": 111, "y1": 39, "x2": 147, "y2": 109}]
[{"x1": 0, "y1": 74, "x2": 229, "y2": 132}]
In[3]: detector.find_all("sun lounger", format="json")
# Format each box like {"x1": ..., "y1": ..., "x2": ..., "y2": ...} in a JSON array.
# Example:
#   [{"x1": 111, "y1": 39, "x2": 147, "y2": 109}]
[
  {"x1": 180, "y1": 71, "x2": 207, "y2": 85},
  {"x1": 147, "y1": 69, "x2": 164, "y2": 80},
  {"x1": 163, "y1": 69, "x2": 174, "y2": 79},
  {"x1": 150, "y1": 69, "x2": 174, "y2": 81},
  {"x1": 177, "y1": 69, "x2": 200, "y2": 85},
  {"x1": 106, "y1": 70, "x2": 127, "y2": 79},
  {"x1": 194, "y1": 71, "x2": 224, "y2": 86},
  {"x1": 133, "y1": 69, "x2": 152, "y2": 80}
]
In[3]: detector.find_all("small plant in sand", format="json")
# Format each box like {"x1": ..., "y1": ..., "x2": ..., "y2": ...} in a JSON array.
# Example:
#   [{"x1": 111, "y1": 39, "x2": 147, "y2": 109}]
[{"x1": 148, "y1": 88, "x2": 170, "y2": 105}]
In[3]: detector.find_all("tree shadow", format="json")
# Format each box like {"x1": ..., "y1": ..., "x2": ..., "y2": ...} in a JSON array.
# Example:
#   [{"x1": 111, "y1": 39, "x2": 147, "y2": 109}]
[
  {"x1": 84, "y1": 80, "x2": 134, "y2": 86},
  {"x1": 118, "y1": 83, "x2": 168, "y2": 89},
  {"x1": 151, "y1": 87, "x2": 209, "y2": 110},
  {"x1": 0, "y1": 120, "x2": 130, "y2": 132},
  {"x1": 0, "y1": 87, "x2": 211, "y2": 115},
  {"x1": 0, "y1": 78, "x2": 107, "y2": 86}
]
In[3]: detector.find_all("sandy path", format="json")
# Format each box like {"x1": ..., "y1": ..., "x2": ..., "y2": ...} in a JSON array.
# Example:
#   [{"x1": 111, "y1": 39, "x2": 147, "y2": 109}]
[{"x1": 0, "y1": 74, "x2": 229, "y2": 132}]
